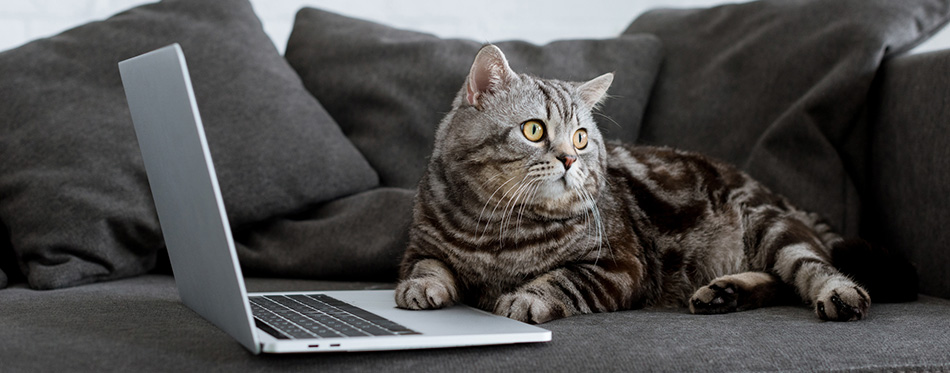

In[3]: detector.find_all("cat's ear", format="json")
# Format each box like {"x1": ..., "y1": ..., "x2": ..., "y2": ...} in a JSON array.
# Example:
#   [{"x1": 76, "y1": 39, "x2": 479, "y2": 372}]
[
  {"x1": 577, "y1": 73, "x2": 614, "y2": 109},
  {"x1": 466, "y1": 44, "x2": 518, "y2": 107}
]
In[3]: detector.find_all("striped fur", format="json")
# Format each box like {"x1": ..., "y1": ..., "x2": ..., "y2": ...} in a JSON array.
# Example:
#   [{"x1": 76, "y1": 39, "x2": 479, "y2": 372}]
[{"x1": 395, "y1": 45, "x2": 871, "y2": 323}]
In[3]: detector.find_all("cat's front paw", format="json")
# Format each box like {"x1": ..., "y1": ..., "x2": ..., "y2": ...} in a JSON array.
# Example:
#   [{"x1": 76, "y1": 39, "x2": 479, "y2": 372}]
[
  {"x1": 815, "y1": 285, "x2": 870, "y2": 321},
  {"x1": 494, "y1": 291, "x2": 563, "y2": 324},
  {"x1": 395, "y1": 277, "x2": 458, "y2": 310}
]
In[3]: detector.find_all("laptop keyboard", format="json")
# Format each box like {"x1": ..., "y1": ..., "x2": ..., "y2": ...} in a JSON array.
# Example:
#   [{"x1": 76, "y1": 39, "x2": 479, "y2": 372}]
[{"x1": 249, "y1": 294, "x2": 420, "y2": 340}]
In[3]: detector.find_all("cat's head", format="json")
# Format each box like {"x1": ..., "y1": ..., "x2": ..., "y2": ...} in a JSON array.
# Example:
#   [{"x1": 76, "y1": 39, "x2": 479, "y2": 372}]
[{"x1": 431, "y1": 44, "x2": 613, "y2": 220}]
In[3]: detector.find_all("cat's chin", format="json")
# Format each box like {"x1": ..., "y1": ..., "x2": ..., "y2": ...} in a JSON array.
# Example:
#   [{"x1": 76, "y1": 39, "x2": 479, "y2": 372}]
[
  {"x1": 530, "y1": 180, "x2": 596, "y2": 220},
  {"x1": 529, "y1": 201, "x2": 591, "y2": 221}
]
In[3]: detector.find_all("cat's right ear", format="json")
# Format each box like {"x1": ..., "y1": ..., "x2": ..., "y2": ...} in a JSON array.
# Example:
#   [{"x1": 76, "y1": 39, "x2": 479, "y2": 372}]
[
  {"x1": 578, "y1": 72, "x2": 614, "y2": 109},
  {"x1": 466, "y1": 44, "x2": 518, "y2": 108}
]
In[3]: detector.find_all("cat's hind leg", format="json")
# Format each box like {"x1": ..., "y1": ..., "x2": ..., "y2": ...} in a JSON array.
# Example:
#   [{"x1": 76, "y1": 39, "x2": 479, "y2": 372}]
[
  {"x1": 689, "y1": 272, "x2": 792, "y2": 314},
  {"x1": 754, "y1": 215, "x2": 871, "y2": 321},
  {"x1": 773, "y1": 242, "x2": 870, "y2": 321}
]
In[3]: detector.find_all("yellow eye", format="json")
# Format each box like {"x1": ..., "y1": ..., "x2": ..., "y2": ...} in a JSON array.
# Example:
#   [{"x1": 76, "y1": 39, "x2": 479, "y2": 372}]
[
  {"x1": 522, "y1": 120, "x2": 545, "y2": 142},
  {"x1": 573, "y1": 129, "x2": 588, "y2": 149}
]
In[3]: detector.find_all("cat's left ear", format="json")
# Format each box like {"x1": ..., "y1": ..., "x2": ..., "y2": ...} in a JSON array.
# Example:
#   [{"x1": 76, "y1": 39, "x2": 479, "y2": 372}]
[
  {"x1": 577, "y1": 73, "x2": 614, "y2": 109},
  {"x1": 466, "y1": 44, "x2": 519, "y2": 107}
]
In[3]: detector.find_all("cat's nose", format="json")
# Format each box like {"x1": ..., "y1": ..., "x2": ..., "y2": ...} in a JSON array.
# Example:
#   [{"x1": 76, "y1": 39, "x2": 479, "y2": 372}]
[{"x1": 557, "y1": 154, "x2": 577, "y2": 170}]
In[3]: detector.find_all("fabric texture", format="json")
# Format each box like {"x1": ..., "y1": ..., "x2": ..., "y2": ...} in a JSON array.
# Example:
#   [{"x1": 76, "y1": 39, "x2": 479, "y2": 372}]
[
  {"x1": 2, "y1": 275, "x2": 950, "y2": 371},
  {"x1": 0, "y1": 0, "x2": 378, "y2": 289},
  {"x1": 866, "y1": 50, "x2": 950, "y2": 299},
  {"x1": 624, "y1": 0, "x2": 950, "y2": 237},
  {"x1": 285, "y1": 7, "x2": 664, "y2": 189}
]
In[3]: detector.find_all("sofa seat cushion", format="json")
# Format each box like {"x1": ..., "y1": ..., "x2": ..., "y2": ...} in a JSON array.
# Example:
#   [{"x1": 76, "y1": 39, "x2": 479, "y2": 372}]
[{"x1": 2, "y1": 275, "x2": 949, "y2": 371}]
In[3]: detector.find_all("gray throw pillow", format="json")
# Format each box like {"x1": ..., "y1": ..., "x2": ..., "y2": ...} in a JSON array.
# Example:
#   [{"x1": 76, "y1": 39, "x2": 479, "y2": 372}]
[
  {"x1": 285, "y1": 7, "x2": 664, "y2": 189},
  {"x1": 235, "y1": 187, "x2": 415, "y2": 282},
  {"x1": 0, "y1": 0, "x2": 378, "y2": 289},
  {"x1": 624, "y1": 0, "x2": 950, "y2": 238}
]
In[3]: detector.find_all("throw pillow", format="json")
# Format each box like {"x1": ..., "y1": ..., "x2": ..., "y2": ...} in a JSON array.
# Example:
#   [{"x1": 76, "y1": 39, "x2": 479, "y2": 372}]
[{"x1": 0, "y1": 0, "x2": 378, "y2": 289}]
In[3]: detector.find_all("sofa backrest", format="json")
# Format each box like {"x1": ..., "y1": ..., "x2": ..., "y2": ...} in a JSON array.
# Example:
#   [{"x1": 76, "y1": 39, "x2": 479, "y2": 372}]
[{"x1": 861, "y1": 50, "x2": 950, "y2": 299}]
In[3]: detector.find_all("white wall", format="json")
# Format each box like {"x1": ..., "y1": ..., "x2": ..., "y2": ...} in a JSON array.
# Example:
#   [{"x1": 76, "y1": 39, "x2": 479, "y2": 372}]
[{"x1": 1, "y1": 0, "x2": 948, "y2": 55}]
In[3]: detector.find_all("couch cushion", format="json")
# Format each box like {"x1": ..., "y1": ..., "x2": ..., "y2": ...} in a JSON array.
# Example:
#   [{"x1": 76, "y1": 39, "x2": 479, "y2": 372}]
[
  {"x1": 1, "y1": 275, "x2": 948, "y2": 371},
  {"x1": 624, "y1": 0, "x2": 950, "y2": 237},
  {"x1": 0, "y1": 0, "x2": 378, "y2": 289},
  {"x1": 284, "y1": 7, "x2": 664, "y2": 189}
]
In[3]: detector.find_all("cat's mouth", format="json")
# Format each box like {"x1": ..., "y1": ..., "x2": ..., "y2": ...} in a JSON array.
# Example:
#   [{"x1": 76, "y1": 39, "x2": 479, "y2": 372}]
[
  {"x1": 535, "y1": 169, "x2": 588, "y2": 205},
  {"x1": 560, "y1": 166, "x2": 582, "y2": 189},
  {"x1": 558, "y1": 174, "x2": 576, "y2": 193},
  {"x1": 530, "y1": 182, "x2": 593, "y2": 220}
]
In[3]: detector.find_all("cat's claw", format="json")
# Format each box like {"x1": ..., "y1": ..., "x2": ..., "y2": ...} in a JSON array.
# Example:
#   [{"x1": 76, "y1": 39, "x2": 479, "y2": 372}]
[
  {"x1": 394, "y1": 277, "x2": 457, "y2": 310},
  {"x1": 815, "y1": 286, "x2": 869, "y2": 321}
]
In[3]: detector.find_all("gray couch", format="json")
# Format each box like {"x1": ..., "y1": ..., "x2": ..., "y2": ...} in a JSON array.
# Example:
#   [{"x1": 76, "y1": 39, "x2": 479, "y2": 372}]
[{"x1": 3, "y1": 0, "x2": 950, "y2": 371}]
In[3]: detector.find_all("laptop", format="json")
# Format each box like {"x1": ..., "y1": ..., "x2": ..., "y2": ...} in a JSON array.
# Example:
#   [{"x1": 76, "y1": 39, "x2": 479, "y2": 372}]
[{"x1": 118, "y1": 44, "x2": 551, "y2": 354}]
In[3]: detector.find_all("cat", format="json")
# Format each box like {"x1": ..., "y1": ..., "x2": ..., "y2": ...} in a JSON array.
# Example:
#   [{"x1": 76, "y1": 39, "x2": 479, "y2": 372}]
[{"x1": 394, "y1": 44, "x2": 900, "y2": 324}]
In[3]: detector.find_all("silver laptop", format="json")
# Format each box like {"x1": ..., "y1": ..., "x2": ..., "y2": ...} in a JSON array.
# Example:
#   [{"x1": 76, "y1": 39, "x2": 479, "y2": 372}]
[{"x1": 118, "y1": 44, "x2": 551, "y2": 354}]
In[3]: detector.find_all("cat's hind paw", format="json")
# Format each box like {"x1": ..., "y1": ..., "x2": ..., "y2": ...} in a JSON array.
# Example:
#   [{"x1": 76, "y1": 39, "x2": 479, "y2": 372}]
[{"x1": 815, "y1": 285, "x2": 870, "y2": 321}]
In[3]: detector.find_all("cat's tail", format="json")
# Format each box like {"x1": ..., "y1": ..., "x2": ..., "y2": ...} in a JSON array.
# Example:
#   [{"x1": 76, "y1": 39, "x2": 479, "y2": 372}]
[{"x1": 830, "y1": 239, "x2": 919, "y2": 303}]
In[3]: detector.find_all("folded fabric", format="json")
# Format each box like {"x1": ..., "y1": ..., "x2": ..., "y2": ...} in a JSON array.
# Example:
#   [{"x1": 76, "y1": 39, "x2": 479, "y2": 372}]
[
  {"x1": 285, "y1": 7, "x2": 665, "y2": 189},
  {"x1": 0, "y1": 0, "x2": 378, "y2": 289},
  {"x1": 624, "y1": 0, "x2": 950, "y2": 237}
]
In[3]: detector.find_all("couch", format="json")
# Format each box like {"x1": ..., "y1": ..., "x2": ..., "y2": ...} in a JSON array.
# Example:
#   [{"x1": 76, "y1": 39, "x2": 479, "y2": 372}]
[{"x1": 2, "y1": 0, "x2": 950, "y2": 371}]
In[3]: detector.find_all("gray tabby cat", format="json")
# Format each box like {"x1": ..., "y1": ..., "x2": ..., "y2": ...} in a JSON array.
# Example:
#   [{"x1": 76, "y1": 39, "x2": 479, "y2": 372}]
[{"x1": 394, "y1": 44, "x2": 876, "y2": 323}]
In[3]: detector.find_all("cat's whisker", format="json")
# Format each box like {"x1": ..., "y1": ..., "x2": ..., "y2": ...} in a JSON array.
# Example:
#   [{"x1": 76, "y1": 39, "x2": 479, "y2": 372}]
[
  {"x1": 569, "y1": 184, "x2": 592, "y2": 244},
  {"x1": 567, "y1": 184, "x2": 591, "y2": 252},
  {"x1": 505, "y1": 181, "x2": 530, "y2": 245},
  {"x1": 476, "y1": 174, "x2": 519, "y2": 233},
  {"x1": 477, "y1": 174, "x2": 525, "y2": 243},
  {"x1": 577, "y1": 187, "x2": 596, "y2": 252},
  {"x1": 578, "y1": 186, "x2": 606, "y2": 264},
  {"x1": 515, "y1": 178, "x2": 545, "y2": 242},
  {"x1": 491, "y1": 175, "x2": 532, "y2": 248},
  {"x1": 500, "y1": 177, "x2": 539, "y2": 247},
  {"x1": 583, "y1": 190, "x2": 596, "y2": 250},
  {"x1": 593, "y1": 112, "x2": 622, "y2": 130},
  {"x1": 521, "y1": 178, "x2": 545, "y2": 224}
]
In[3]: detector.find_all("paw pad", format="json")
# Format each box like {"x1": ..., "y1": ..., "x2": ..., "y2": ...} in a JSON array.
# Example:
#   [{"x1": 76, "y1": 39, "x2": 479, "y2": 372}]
[{"x1": 690, "y1": 282, "x2": 738, "y2": 315}]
